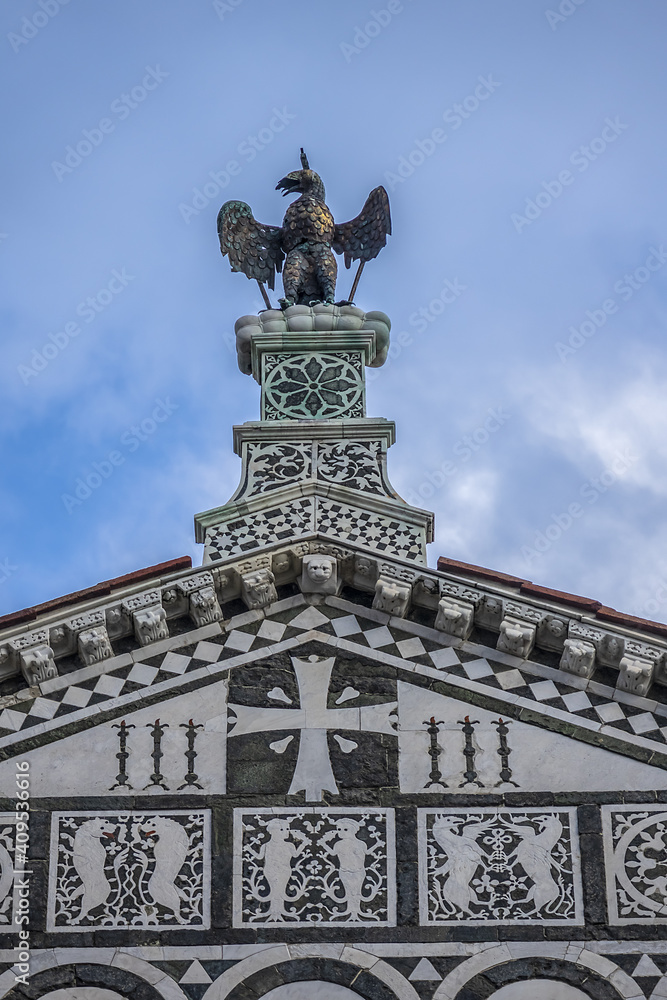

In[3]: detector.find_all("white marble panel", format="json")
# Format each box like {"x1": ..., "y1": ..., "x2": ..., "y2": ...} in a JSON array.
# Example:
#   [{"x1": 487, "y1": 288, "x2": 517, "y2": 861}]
[
  {"x1": 489, "y1": 986, "x2": 592, "y2": 1000},
  {"x1": 418, "y1": 807, "x2": 583, "y2": 926},
  {"x1": 397, "y1": 681, "x2": 667, "y2": 793},
  {"x1": 0, "y1": 680, "x2": 228, "y2": 795},
  {"x1": 603, "y1": 804, "x2": 667, "y2": 924},
  {"x1": 233, "y1": 807, "x2": 395, "y2": 927},
  {"x1": 47, "y1": 810, "x2": 211, "y2": 931}
]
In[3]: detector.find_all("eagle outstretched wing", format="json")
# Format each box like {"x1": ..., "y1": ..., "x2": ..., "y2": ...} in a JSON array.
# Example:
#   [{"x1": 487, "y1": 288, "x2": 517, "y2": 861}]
[
  {"x1": 217, "y1": 200, "x2": 284, "y2": 290},
  {"x1": 332, "y1": 186, "x2": 392, "y2": 269}
]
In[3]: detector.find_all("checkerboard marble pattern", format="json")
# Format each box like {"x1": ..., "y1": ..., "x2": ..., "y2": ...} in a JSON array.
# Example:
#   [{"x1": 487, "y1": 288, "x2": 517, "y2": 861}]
[
  {"x1": 204, "y1": 496, "x2": 315, "y2": 560},
  {"x1": 1, "y1": 596, "x2": 667, "y2": 758}
]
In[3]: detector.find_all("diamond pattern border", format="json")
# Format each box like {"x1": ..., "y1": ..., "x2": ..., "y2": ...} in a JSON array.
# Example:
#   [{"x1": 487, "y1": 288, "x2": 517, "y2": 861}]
[{"x1": 2, "y1": 599, "x2": 667, "y2": 755}]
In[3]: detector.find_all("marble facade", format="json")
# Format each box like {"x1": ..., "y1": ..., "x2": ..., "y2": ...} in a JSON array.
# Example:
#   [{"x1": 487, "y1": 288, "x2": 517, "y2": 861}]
[{"x1": 0, "y1": 308, "x2": 665, "y2": 1000}]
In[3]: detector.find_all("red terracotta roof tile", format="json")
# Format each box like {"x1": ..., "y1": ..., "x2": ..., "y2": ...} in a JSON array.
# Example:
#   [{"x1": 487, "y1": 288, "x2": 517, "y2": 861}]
[
  {"x1": 519, "y1": 582, "x2": 601, "y2": 612},
  {"x1": 594, "y1": 606, "x2": 667, "y2": 639},
  {"x1": 438, "y1": 554, "x2": 667, "y2": 640},
  {"x1": 436, "y1": 556, "x2": 528, "y2": 588},
  {"x1": 0, "y1": 556, "x2": 192, "y2": 633}
]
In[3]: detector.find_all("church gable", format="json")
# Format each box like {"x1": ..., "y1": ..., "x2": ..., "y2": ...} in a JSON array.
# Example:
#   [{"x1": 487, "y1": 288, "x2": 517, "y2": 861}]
[
  {"x1": 2, "y1": 592, "x2": 667, "y2": 801},
  {"x1": 3, "y1": 152, "x2": 667, "y2": 1000}
]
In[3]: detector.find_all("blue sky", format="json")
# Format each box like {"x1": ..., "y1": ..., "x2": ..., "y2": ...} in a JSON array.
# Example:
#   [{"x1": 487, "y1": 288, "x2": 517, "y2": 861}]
[{"x1": 2, "y1": 0, "x2": 667, "y2": 623}]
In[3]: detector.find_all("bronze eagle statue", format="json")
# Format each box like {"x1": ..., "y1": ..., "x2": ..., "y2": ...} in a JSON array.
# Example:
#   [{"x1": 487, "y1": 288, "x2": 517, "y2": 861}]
[{"x1": 216, "y1": 149, "x2": 391, "y2": 308}]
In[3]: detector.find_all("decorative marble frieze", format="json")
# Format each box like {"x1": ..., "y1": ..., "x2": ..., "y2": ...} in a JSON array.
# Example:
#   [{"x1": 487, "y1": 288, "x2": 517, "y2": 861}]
[
  {"x1": 242, "y1": 441, "x2": 313, "y2": 495},
  {"x1": 47, "y1": 810, "x2": 211, "y2": 930},
  {"x1": 418, "y1": 807, "x2": 583, "y2": 925},
  {"x1": 233, "y1": 807, "x2": 395, "y2": 926},
  {"x1": 318, "y1": 440, "x2": 386, "y2": 493},
  {"x1": 602, "y1": 804, "x2": 667, "y2": 924}
]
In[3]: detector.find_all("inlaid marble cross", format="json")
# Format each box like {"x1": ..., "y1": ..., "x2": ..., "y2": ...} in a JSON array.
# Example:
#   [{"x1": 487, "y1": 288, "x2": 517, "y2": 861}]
[{"x1": 227, "y1": 655, "x2": 397, "y2": 800}]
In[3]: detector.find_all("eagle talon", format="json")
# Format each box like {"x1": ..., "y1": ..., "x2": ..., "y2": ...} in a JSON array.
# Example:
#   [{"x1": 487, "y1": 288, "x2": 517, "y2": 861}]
[{"x1": 278, "y1": 297, "x2": 294, "y2": 310}]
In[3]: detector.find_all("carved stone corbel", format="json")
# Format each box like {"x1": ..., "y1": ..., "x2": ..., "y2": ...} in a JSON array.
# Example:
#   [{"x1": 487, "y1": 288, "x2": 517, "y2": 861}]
[
  {"x1": 133, "y1": 606, "x2": 169, "y2": 646},
  {"x1": 78, "y1": 626, "x2": 113, "y2": 666},
  {"x1": 597, "y1": 633, "x2": 626, "y2": 668},
  {"x1": 497, "y1": 618, "x2": 536, "y2": 659},
  {"x1": 536, "y1": 615, "x2": 569, "y2": 652},
  {"x1": 560, "y1": 638, "x2": 596, "y2": 679},
  {"x1": 434, "y1": 596, "x2": 474, "y2": 640},
  {"x1": 189, "y1": 586, "x2": 223, "y2": 627},
  {"x1": 617, "y1": 655, "x2": 655, "y2": 698},
  {"x1": 241, "y1": 568, "x2": 277, "y2": 610},
  {"x1": 19, "y1": 644, "x2": 57, "y2": 686},
  {"x1": 300, "y1": 554, "x2": 341, "y2": 596},
  {"x1": 476, "y1": 595, "x2": 504, "y2": 631},
  {"x1": 372, "y1": 575, "x2": 411, "y2": 617}
]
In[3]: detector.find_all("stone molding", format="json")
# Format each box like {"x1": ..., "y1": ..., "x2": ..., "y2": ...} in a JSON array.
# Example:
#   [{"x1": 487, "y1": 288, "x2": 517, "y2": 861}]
[
  {"x1": 3, "y1": 541, "x2": 667, "y2": 706},
  {"x1": 234, "y1": 305, "x2": 391, "y2": 377}
]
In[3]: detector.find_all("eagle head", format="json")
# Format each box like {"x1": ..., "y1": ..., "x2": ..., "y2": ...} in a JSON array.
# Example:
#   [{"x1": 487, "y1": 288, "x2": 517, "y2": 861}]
[{"x1": 276, "y1": 148, "x2": 326, "y2": 201}]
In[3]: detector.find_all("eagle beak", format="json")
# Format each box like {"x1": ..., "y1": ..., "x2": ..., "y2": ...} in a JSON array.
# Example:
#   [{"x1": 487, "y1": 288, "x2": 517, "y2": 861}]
[{"x1": 276, "y1": 174, "x2": 301, "y2": 196}]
